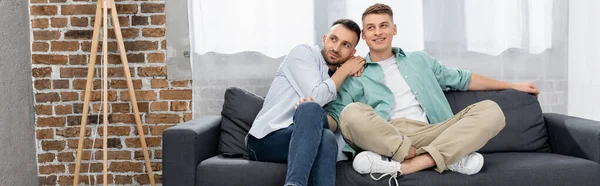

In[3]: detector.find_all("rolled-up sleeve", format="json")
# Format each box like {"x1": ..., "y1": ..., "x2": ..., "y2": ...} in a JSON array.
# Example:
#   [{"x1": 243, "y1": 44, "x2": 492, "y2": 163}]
[
  {"x1": 421, "y1": 52, "x2": 472, "y2": 91},
  {"x1": 281, "y1": 45, "x2": 337, "y2": 106}
]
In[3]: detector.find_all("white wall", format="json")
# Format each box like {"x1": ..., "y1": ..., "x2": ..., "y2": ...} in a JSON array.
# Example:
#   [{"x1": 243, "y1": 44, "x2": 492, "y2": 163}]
[{"x1": 568, "y1": 0, "x2": 600, "y2": 121}]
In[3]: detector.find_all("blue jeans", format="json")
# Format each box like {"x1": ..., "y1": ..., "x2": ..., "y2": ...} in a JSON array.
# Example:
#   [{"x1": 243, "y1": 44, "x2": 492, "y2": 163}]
[{"x1": 247, "y1": 102, "x2": 337, "y2": 186}]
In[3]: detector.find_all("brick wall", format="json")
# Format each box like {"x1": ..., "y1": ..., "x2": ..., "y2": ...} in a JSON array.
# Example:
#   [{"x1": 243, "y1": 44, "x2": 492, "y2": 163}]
[{"x1": 30, "y1": 0, "x2": 191, "y2": 185}]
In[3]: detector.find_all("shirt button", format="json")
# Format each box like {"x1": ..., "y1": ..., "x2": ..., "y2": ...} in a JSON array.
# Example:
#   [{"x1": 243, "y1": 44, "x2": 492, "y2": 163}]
[{"x1": 405, "y1": 76, "x2": 408, "y2": 79}]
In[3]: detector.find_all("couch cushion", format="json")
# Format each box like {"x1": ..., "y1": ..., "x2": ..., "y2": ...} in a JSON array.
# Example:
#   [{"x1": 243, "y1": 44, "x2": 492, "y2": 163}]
[
  {"x1": 337, "y1": 152, "x2": 600, "y2": 186},
  {"x1": 218, "y1": 87, "x2": 264, "y2": 159},
  {"x1": 444, "y1": 89, "x2": 550, "y2": 153},
  {"x1": 197, "y1": 153, "x2": 600, "y2": 186}
]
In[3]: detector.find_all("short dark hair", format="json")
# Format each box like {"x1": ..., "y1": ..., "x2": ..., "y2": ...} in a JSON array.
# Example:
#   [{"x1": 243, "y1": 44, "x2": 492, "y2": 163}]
[
  {"x1": 362, "y1": 3, "x2": 393, "y2": 21},
  {"x1": 331, "y1": 19, "x2": 361, "y2": 46}
]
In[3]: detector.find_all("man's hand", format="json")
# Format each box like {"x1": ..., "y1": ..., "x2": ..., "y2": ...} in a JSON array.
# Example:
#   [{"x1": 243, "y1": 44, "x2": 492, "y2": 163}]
[
  {"x1": 295, "y1": 96, "x2": 315, "y2": 109},
  {"x1": 512, "y1": 82, "x2": 540, "y2": 96},
  {"x1": 405, "y1": 146, "x2": 417, "y2": 159},
  {"x1": 339, "y1": 56, "x2": 365, "y2": 77}
]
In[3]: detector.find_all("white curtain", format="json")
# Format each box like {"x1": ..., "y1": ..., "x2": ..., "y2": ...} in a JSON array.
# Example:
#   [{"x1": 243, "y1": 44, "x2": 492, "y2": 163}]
[
  {"x1": 568, "y1": 0, "x2": 600, "y2": 121},
  {"x1": 189, "y1": 0, "x2": 568, "y2": 117},
  {"x1": 189, "y1": 0, "x2": 314, "y2": 58}
]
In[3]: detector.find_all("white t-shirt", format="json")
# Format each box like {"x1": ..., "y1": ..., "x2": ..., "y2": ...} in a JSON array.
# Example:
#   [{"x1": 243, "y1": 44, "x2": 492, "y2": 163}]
[{"x1": 377, "y1": 56, "x2": 428, "y2": 123}]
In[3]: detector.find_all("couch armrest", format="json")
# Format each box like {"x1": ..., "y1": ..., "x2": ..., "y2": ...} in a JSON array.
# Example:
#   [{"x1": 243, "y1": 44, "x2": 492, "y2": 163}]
[
  {"x1": 545, "y1": 113, "x2": 600, "y2": 164},
  {"x1": 162, "y1": 115, "x2": 221, "y2": 186}
]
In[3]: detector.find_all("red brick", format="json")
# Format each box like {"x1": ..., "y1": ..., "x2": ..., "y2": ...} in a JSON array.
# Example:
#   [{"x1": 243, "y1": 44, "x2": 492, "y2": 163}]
[
  {"x1": 147, "y1": 53, "x2": 164, "y2": 63},
  {"x1": 71, "y1": 17, "x2": 88, "y2": 27},
  {"x1": 150, "y1": 102, "x2": 168, "y2": 111},
  {"x1": 108, "y1": 162, "x2": 143, "y2": 172},
  {"x1": 138, "y1": 66, "x2": 166, "y2": 77},
  {"x1": 142, "y1": 28, "x2": 165, "y2": 37},
  {"x1": 134, "y1": 174, "x2": 162, "y2": 185},
  {"x1": 32, "y1": 42, "x2": 49, "y2": 52},
  {"x1": 30, "y1": 6, "x2": 58, "y2": 16},
  {"x1": 61, "y1": 5, "x2": 96, "y2": 15},
  {"x1": 64, "y1": 30, "x2": 93, "y2": 39},
  {"x1": 137, "y1": 102, "x2": 150, "y2": 113},
  {"x1": 38, "y1": 153, "x2": 55, "y2": 163},
  {"x1": 116, "y1": 4, "x2": 138, "y2": 14},
  {"x1": 73, "y1": 79, "x2": 100, "y2": 90},
  {"x1": 160, "y1": 90, "x2": 192, "y2": 100},
  {"x1": 98, "y1": 126, "x2": 131, "y2": 136},
  {"x1": 58, "y1": 175, "x2": 95, "y2": 185},
  {"x1": 150, "y1": 125, "x2": 172, "y2": 135},
  {"x1": 150, "y1": 15, "x2": 166, "y2": 25},
  {"x1": 125, "y1": 137, "x2": 162, "y2": 148},
  {"x1": 112, "y1": 103, "x2": 130, "y2": 113},
  {"x1": 35, "y1": 79, "x2": 51, "y2": 90},
  {"x1": 69, "y1": 55, "x2": 86, "y2": 65},
  {"x1": 41, "y1": 140, "x2": 66, "y2": 151},
  {"x1": 50, "y1": 18, "x2": 68, "y2": 28},
  {"x1": 95, "y1": 150, "x2": 131, "y2": 160},
  {"x1": 132, "y1": 16, "x2": 148, "y2": 26},
  {"x1": 151, "y1": 79, "x2": 168, "y2": 88},
  {"x1": 32, "y1": 67, "x2": 52, "y2": 77},
  {"x1": 37, "y1": 128, "x2": 54, "y2": 139},
  {"x1": 57, "y1": 152, "x2": 74, "y2": 162},
  {"x1": 33, "y1": 54, "x2": 68, "y2": 65},
  {"x1": 84, "y1": 90, "x2": 118, "y2": 101},
  {"x1": 141, "y1": 3, "x2": 165, "y2": 13},
  {"x1": 170, "y1": 101, "x2": 188, "y2": 111},
  {"x1": 36, "y1": 104, "x2": 52, "y2": 115},
  {"x1": 145, "y1": 114, "x2": 181, "y2": 124},
  {"x1": 36, "y1": 92, "x2": 60, "y2": 103},
  {"x1": 115, "y1": 175, "x2": 133, "y2": 185},
  {"x1": 56, "y1": 127, "x2": 90, "y2": 138},
  {"x1": 111, "y1": 79, "x2": 142, "y2": 89},
  {"x1": 39, "y1": 165, "x2": 65, "y2": 174},
  {"x1": 38, "y1": 117, "x2": 66, "y2": 127},
  {"x1": 120, "y1": 90, "x2": 158, "y2": 101},
  {"x1": 125, "y1": 41, "x2": 158, "y2": 51},
  {"x1": 54, "y1": 104, "x2": 73, "y2": 115},
  {"x1": 67, "y1": 163, "x2": 103, "y2": 173},
  {"x1": 109, "y1": 114, "x2": 135, "y2": 124},
  {"x1": 60, "y1": 67, "x2": 88, "y2": 78},
  {"x1": 51, "y1": 41, "x2": 79, "y2": 51},
  {"x1": 53, "y1": 80, "x2": 69, "y2": 89},
  {"x1": 67, "y1": 138, "x2": 122, "y2": 149},
  {"x1": 184, "y1": 113, "x2": 193, "y2": 122},
  {"x1": 61, "y1": 92, "x2": 79, "y2": 101},
  {"x1": 32, "y1": 18, "x2": 49, "y2": 28},
  {"x1": 33, "y1": 30, "x2": 60, "y2": 40},
  {"x1": 108, "y1": 28, "x2": 139, "y2": 39},
  {"x1": 38, "y1": 176, "x2": 57, "y2": 186}
]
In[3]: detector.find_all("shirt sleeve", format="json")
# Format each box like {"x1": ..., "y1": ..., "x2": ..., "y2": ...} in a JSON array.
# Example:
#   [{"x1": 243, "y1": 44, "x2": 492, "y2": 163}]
[
  {"x1": 280, "y1": 45, "x2": 337, "y2": 106},
  {"x1": 421, "y1": 51, "x2": 472, "y2": 91},
  {"x1": 325, "y1": 85, "x2": 355, "y2": 129}
]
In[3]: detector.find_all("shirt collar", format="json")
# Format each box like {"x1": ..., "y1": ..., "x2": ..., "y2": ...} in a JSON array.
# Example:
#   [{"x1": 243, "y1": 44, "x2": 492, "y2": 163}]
[{"x1": 365, "y1": 47, "x2": 406, "y2": 64}]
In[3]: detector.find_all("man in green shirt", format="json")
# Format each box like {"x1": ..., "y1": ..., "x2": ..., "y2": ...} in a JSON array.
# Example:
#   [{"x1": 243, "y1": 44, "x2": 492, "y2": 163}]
[{"x1": 324, "y1": 3, "x2": 540, "y2": 181}]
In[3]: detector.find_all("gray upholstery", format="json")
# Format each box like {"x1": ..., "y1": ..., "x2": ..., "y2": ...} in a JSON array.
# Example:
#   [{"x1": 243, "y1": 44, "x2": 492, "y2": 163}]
[
  {"x1": 163, "y1": 116, "x2": 221, "y2": 186},
  {"x1": 197, "y1": 153, "x2": 600, "y2": 186},
  {"x1": 445, "y1": 89, "x2": 550, "y2": 153},
  {"x1": 545, "y1": 113, "x2": 600, "y2": 164},
  {"x1": 219, "y1": 87, "x2": 264, "y2": 159},
  {"x1": 163, "y1": 89, "x2": 600, "y2": 186}
]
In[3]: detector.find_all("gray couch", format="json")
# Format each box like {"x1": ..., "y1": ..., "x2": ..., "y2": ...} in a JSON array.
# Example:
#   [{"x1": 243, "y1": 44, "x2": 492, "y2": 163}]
[{"x1": 163, "y1": 87, "x2": 600, "y2": 186}]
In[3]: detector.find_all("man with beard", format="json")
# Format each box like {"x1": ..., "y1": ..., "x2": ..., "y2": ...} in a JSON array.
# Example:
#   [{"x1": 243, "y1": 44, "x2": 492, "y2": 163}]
[{"x1": 246, "y1": 19, "x2": 365, "y2": 186}]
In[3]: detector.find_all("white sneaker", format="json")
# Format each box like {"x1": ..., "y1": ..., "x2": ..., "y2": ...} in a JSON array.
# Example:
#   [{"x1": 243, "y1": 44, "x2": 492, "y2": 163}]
[
  {"x1": 447, "y1": 152, "x2": 484, "y2": 175},
  {"x1": 353, "y1": 151, "x2": 401, "y2": 186}
]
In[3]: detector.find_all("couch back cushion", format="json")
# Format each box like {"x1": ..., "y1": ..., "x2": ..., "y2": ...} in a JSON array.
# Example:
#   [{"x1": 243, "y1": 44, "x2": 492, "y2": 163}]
[
  {"x1": 445, "y1": 89, "x2": 550, "y2": 153},
  {"x1": 218, "y1": 87, "x2": 264, "y2": 159}
]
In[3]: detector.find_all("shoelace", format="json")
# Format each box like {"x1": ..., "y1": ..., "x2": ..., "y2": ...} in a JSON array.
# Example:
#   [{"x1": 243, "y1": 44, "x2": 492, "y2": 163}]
[{"x1": 370, "y1": 171, "x2": 399, "y2": 186}]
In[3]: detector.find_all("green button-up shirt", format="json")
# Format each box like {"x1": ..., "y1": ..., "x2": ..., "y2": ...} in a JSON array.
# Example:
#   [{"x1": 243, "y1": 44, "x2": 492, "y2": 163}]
[{"x1": 326, "y1": 47, "x2": 472, "y2": 126}]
